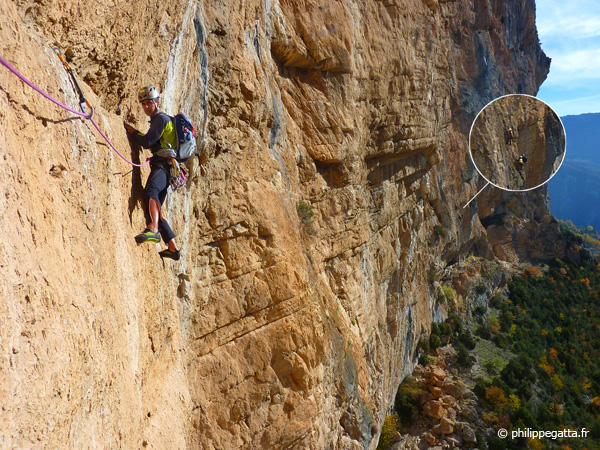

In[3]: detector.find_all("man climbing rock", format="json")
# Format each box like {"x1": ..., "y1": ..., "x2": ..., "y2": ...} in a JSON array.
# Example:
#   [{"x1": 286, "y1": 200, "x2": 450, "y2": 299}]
[
  {"x1": 124, "y1": 85, "x2": 180, "y2": 261},
  {"x1": 516, "y1": 153, "x2": 528, "y2": 171}
]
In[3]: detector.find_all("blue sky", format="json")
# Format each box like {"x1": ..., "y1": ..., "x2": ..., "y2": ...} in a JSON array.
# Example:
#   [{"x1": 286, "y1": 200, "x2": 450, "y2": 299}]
[{"x1": 536, "y1": 0, "x2": 600, "y2": 117}]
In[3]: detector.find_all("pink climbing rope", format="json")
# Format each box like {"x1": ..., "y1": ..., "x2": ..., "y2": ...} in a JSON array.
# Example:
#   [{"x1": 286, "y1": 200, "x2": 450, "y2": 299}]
[
  {"x1": 88, "y1": 116, "x2": 150, "y2": 167},
  {"x1": 0, "y1": 55, "x2": 150, "y2": 168}
]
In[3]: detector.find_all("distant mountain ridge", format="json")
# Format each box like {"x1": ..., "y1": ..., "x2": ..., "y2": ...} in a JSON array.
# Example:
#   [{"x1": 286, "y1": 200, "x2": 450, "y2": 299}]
[
  {"x1": 549, "y1": 112, "x2": 600, "y2": 230},
  {"x1": 560, "y1": 113, "x2": 600, "y2": 163}
]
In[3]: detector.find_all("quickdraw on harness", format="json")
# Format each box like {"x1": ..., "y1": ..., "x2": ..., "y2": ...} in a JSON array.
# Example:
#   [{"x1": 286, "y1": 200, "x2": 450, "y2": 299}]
[
  {"x1": 0, "y1": 52, "x2": 150, "y2": 168},
  {"x1": 169, "y1": 157, "x2": 187, "y2": 191}
]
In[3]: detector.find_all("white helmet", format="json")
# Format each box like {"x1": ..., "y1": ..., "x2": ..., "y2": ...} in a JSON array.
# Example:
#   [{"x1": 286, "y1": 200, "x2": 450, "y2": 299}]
[{"x1": 138, "y1": 85, "x2": 160, "y2": 102}]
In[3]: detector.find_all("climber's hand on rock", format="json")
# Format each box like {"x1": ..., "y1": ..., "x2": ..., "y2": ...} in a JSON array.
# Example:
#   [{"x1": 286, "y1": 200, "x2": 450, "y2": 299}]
[{"x1": 124, "y1": 123, "x2": 137, "y2": 134}]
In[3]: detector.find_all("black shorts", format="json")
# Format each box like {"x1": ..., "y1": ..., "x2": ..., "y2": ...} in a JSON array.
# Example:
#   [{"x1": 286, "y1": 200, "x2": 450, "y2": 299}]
[{"x1": 145, "y1": 163, "x2": 176, "y2": 243}]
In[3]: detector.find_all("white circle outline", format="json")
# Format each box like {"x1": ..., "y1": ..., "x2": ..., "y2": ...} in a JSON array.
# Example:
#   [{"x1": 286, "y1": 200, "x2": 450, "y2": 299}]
[{"x1": 468, "y1": 94, "x2": 567, "y2": 192}]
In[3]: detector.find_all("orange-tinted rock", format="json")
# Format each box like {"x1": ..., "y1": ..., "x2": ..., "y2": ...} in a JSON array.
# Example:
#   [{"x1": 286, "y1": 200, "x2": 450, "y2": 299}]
[
  {"x1": 440, "y1": 417, "x2": 455, "y2": 434},
  {"x1": 424, "y1": 400, "x2": 446, "y2": 420},
  {"x1": 442, "y1": 380, "x2": 466, "y2": 399},
  {"x1": 429, "y1": 386, "x2": 444, "y2": 399},
  {"x1": 0, "y1": 0, "x2": 552, "y2": 448},
  {"x1": 422, "y1": 431, "x2": 437, "y2": 445},
  {"x1": 428, "y1": 367, "x2": 448, "y2": 383}
]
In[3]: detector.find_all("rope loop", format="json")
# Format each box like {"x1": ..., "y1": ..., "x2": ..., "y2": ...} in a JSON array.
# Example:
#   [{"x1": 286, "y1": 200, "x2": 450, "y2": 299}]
[{"x1": 0, "y1": 54, "x2": 150, "y2": 168}]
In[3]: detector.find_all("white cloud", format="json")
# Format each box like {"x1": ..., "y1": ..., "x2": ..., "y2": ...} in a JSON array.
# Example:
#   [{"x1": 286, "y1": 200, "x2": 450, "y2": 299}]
[
  {"x1": 538, "y1": 15, "x2": 600, "y2": 40},
  {"x1": 546, "y1": 48, "x2": 600, "y2": 84},
  {"x1": 536, "y1": 0, "x2": 600, "y2": 114}
]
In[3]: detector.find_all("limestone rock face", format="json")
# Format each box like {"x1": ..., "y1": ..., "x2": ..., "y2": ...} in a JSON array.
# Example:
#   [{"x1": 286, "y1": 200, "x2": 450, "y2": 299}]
[{"x1": 1, "y1": 0, "x2": 553, "y2": 448}]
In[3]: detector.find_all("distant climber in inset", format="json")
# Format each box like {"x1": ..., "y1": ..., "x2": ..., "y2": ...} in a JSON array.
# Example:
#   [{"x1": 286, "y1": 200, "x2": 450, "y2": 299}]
[
  {"x1": 517, "y1": 153, "x2": 528, "y2": 170},
  {"x1": 506, "y1": 127, "x2": 515, "y2": 144},
  {"x1": 124, "y1": 86, "x2": 180, "y2": 261}
]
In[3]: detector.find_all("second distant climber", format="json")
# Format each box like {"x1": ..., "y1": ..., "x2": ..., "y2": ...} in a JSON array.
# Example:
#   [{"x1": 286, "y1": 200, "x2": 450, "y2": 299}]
[
  {"x1": 516, "y1": 153, "x2": 528, "y2": 171},
  {"x1": 124, "y1": 85, "x2": 180, "y2": 261}
]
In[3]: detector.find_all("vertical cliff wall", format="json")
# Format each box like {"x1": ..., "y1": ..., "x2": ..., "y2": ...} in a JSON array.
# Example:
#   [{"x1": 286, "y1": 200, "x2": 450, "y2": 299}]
[{"x1": 0, "y1": 0, "x2": 556, "y2": 448}]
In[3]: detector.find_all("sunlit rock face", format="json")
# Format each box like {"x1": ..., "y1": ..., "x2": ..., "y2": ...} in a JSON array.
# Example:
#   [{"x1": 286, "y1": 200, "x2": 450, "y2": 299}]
[{"x1": 1, "y1": 0, "x2": 554, "y2": 448}]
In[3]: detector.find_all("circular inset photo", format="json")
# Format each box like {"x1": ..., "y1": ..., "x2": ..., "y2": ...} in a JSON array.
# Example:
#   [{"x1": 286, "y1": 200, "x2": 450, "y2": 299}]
[{"x1": 469, "y1": 95, "x2": 566, "y2": 191}]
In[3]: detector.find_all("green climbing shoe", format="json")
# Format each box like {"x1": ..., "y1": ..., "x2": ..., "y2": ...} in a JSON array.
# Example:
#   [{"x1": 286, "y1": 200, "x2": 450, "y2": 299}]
[
  {"x1": 135, "y1": 228, "x2": 160, "y2": 244},
  {"x1": 159, "y1": 249, "x2": 180, "y2": 261}
]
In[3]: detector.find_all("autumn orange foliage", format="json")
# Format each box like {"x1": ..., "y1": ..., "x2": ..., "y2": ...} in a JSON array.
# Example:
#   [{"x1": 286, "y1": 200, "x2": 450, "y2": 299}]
[
  {"x1": 539, "y1": 356, "x2": 555, "y2": 375},
  {"x1": 524, "y1": 267, "x2": 542, "y2": 278},
  {"x1": 485, "y1": 386, "x2": 508, "y2": 408}
]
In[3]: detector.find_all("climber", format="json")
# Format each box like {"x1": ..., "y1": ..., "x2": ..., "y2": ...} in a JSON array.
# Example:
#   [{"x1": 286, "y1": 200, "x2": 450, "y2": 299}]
[
  {"x1": 124, "y1": 85, "x2": 180, "y2": 261},
  {"x1": 506, "y1": 127, "x2": 516, "y2": 144},
  {"x1": 516, "y1": 153, "x2": 528, "y2": 171}
]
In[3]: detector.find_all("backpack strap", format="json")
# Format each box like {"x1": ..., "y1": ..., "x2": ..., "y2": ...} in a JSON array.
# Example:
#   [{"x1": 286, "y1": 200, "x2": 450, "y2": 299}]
[{"x1": 157, "y1": 112, "x2": 177, "y2": 150}]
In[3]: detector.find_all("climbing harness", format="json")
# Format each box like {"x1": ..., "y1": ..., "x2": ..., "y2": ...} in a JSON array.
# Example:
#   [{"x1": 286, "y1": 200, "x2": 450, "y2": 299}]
[{"x1": 0, "y1": 53, "x2": 150, "y2": 168}]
